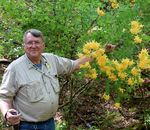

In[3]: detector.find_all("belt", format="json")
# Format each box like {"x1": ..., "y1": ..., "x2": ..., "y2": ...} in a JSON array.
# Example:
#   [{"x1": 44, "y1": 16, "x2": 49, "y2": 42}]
[{"x1": 20, "y1": 118, "x2": 54, "y2": 124}]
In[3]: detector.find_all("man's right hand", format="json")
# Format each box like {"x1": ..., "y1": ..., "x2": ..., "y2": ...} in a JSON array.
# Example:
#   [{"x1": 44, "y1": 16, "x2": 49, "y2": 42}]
[{"x1": 5, "y1": 109, "x2": 21, "y2": 125}]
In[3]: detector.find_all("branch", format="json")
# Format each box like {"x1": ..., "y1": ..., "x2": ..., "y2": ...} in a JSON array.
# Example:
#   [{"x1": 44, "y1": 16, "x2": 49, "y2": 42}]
[
  {"x1": 74, "y1": 111, "x2": 94, "y2": 130},
  {"x1": 59, "y1": 79, "x2": 92, "y2": 109}
]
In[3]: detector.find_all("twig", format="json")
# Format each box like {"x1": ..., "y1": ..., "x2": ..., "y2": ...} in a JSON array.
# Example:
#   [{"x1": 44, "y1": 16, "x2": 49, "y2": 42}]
[
  {"x1": 74, "y1": 111, "x2": 94, "y2": 130},
  {"x1": 59, "y1": 79, "x2": 92, "y2": 109}
]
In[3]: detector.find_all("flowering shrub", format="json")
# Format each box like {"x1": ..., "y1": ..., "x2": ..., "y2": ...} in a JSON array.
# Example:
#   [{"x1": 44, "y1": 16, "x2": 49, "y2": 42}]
[
  {"x1": 78, "y1": 40, "x2": 149, "y2": 108},
  {"x1": 78, "y1": 0, "x2": 150, "y2": 109}
]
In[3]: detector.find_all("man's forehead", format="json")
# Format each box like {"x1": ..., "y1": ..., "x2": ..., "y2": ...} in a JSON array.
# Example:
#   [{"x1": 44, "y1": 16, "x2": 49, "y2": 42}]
[
  {"x1": 25, "y1": 33, "x2": 42, "y2": 40},
  {"x1": 24, "y1": 34, "x2": 43, "y2": 45}
]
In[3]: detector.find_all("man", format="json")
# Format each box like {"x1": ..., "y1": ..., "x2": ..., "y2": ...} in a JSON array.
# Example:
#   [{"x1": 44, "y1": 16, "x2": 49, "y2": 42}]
[{"x1": 0, "y1": 29, "x2": 92, "y2": 130}]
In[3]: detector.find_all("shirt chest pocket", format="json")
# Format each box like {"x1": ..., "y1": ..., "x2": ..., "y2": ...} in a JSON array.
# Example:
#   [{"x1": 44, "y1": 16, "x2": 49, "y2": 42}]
[
  {"x1": 48, "y1": 74, "x2": 60, "y2": 94},
  {"x1": 26, "y1": 81, "x2": 44, "y2": 103}
]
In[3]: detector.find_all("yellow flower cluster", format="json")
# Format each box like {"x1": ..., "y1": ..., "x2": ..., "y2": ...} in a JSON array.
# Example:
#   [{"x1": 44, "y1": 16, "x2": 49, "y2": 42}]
[
  {"x1": 131, "y1": 67, "x2": 141, "y2": 76},
  {"x1": 127, "y1": 77, "x2": 134, "y2": 86},
  {"x1": 79, "y1": 40, "x2": 149, "y2": 108},
  {"x1": 130, "y1": 21, "x2": 143, "y2": 35},
  {"x1": 80, "y1": 62, "x2": 91, "y2": 69},
  {"x1": 97, "y1": 55, "x2": 109, "y2": 68},
  {"x1": 80, "y1": 41, "x2": 101, "y2": 79},
  {"x1": 103, "y1": 93, "x2": 110, "y2": 101},
  {"x1": 130, "y1": 20, "x2": 143, "y2": 44},
  {"x1": 113, "y1": 58, "x2": 134, "y2": 72},
  {"x1": 98, "y1": 57, "x2": 142, "y2": 86},
  {"x1": 114, "y1": 102, "x2": 121, "y2": 109},
  {"x1": 80, "y1": 41, "x2": 105, "y2": 79},
  {"x1": 127, "y1": 66, "x2": 143, "y2": 86},
  {"x1": 80, "y1": 41, "x2": 147, "y2": 86},
  {"x1": 112, "y1": 58, "x2": 144, "y2": 86},
  {"x1": 83, "y1": 40, "x2": 100, "y2": 56},
  {"x1": 134, "y1": 35, "x2": 142, "y2": 44},
  {"x1": 97, "y1": 7, "x2": 105, "y2": 16},
  {"x1": 80, "y1": 62, "x2": 97, "y2": 79},
  {"x1": 138, "y1": 49, "x2": 150, "y2": 70},
  {"x1": 110, "y1": 0, "x2": 119, "y2": 9},
  {"x1": 85, "y1": 68, "x2": 98, "y2": 79}
]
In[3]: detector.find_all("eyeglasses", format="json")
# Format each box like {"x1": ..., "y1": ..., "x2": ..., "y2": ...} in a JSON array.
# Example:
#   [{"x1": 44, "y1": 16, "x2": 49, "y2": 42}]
[{"x1": 25, "y1": 41, "x2": 43, "y2": 47}]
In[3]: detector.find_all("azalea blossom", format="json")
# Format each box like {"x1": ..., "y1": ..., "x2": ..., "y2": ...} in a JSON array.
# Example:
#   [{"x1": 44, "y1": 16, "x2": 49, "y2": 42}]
[
  {"x1": 127, "y1": 77, "x2": 134, "y2": 86},
  {"x1": 110, "y1": 0, "x2": 119, "y2": 9},
  {"x1": 130, "y1": 21, "x2": 143, "y2": 34},
  {"x1": 134, "y1": 35, "x2": 142, "y2": 44},
  {"x1": 97, "y1": 7, "x2": 105, "y2": 16},
  {"x1": 131, "y1": 67, "x2": 140, "y2": 76},
  {"x1": 114, "y1": 102, "x2": 121, "y2": 109},
  {"x1": 103, "y1": 93, "x2": 110, "y2": 101}
]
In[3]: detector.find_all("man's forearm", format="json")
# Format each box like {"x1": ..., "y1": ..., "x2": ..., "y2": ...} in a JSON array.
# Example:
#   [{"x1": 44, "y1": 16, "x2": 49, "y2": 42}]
[{"x1": 0, "y1": 100, "x2": 12, "y2": 117}]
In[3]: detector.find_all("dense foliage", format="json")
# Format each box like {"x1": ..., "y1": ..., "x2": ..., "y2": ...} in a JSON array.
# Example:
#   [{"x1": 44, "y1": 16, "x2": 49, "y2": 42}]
[
  {"x1": 0, "y1": 0, "x2": 101, "y2": 59},
  {"x1": 0, "y1": 0, "x2": 149, "y2": 59},
  {"x1": 0, "y1": 0, "x2": 150, "y2": 129}
]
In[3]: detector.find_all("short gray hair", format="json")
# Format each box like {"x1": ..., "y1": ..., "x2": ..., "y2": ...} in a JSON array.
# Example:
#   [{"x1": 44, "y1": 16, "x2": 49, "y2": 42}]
[{"x1": 23, "y1": 29, "x2": 44, "y2": 42}]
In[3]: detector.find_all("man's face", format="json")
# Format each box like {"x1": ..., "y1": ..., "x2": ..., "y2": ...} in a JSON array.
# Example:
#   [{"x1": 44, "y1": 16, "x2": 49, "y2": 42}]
[{"x1": 24, "y1": 33, "x2": 45, "y2": 60}]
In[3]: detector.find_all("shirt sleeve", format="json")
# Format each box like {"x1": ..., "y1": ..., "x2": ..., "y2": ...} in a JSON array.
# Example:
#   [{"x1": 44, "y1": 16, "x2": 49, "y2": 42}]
[
  {"x1": 0, "y1": 67, "x2": 17, "y2": 101},
  {"x1": 53, "y1": 54, "x2": 76, "y2": 75},
  {"x1": 43, "y1": 53, "x2": 76, "y2": 75}
]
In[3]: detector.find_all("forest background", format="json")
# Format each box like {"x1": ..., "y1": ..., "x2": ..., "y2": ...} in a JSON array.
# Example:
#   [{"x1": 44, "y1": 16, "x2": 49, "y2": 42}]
[{"x1": 0, "y1": 0, "x2": 150, "y2": 130}]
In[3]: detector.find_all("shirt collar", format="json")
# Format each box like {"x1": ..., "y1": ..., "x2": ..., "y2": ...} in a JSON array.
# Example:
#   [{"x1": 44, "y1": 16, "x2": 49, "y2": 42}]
[{"x1": 24, "y1": 54, "x2": 46, "y2": 69}]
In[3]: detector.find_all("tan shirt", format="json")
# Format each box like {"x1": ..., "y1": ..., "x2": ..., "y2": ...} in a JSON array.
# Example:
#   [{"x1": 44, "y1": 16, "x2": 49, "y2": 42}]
[{"x1": 0, "y1": 53, "x2": 75, "y2": 122}]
